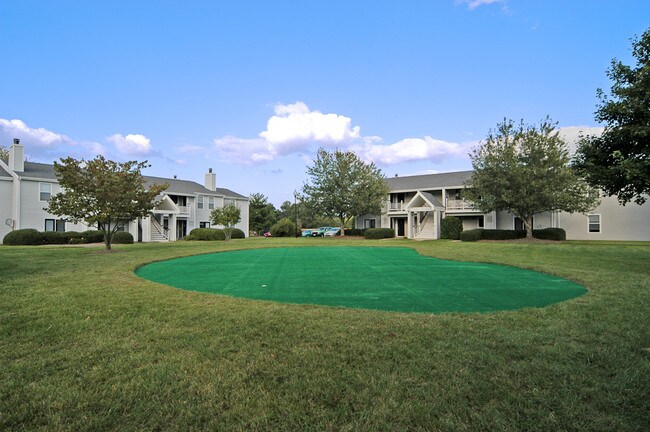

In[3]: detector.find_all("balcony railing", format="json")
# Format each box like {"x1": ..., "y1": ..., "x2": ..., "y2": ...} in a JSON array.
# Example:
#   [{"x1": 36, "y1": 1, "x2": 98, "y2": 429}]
[
  {"x1": 387, "y1": 202, "x2": 406, "y2": 212},
  {"x1": 177, "y1": 205, "x2": 191, "y2": 215},
  {"x1": 446, "y1": 199, "x2": 475, "y2": 211}
]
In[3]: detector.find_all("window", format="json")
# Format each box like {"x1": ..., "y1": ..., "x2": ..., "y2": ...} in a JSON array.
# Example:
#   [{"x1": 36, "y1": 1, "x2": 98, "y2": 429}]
[
  {"x1": 200, "y1": 222, "x2": 210, "y2": 228},
  {"x1": 208, "y1": 197, "x2": 214, "y2": 210},
  {"x1": 45, "y1": 219, "x2": 65, "y2": 232},
  {"x1": 45, "y1": 219, "x2": 55, "y2": 232},
  {"x1": 364, "y1": 219, "x2": 376, "y2": 229},
  {"x1": 40, "y1": 183, "x2": 52, "y2": 201},
  {"x1": 588, "y1": 214, "x2": 601, "y2": 233},
  {"x1": 197, "y1": 196, "x2": 204, "y2": 209}
]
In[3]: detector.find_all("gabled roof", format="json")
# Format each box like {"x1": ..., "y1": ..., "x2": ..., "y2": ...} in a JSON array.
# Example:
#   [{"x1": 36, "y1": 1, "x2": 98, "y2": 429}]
[
  {"x1": 406, "y1": 191, "x2": 444, "y2": 210},
  {"x1": 386, "y1": 170, "x2": 473, "y2": 191},
  {"x1": 0, "y1": 161, "x2": 247, "y2": 199},
  {"x1": 0, "y1": 160, "x2": 58, "y2": 180}
]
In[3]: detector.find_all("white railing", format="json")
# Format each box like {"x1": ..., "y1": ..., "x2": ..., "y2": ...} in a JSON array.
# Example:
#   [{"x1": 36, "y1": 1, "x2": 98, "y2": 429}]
[
  {"x1": 387, "y1": 202, "x2": 406, "y2": 212},
  {"x1": 177, "y1": 205, "x2": 191, "y2": 215},
  {"x1": 150, "y1": 216, "x2": 169, "y2": 240},
  {"x1": 446, "y1": 199, "x2": 475, "y2": 211}
]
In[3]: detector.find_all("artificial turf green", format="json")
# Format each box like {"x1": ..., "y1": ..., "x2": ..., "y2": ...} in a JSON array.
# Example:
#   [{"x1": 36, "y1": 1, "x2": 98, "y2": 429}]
[{"x1": 136, "y1": 246, "x2": 586, "y2": 313}]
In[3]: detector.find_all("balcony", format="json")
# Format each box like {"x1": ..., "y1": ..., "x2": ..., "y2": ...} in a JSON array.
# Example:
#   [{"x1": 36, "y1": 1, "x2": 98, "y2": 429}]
[
  {"x1": 386, "y1": 202, "x2": 406, "y2": 212},
  {"x1": 445, "y1": 199, "x2": 476, "y2": 211},
  {"x1": 177, "y1": 205, "x2": 191, "y2": 216}
]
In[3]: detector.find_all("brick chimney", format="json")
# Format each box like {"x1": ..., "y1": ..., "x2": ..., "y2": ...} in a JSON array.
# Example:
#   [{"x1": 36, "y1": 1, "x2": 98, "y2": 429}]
[
  {"x1": 205, "y1": 168, "x2": 216, "y2": 191},
  {"x1": 9, "y1": 138, "x2": 24, "y2": 172}
]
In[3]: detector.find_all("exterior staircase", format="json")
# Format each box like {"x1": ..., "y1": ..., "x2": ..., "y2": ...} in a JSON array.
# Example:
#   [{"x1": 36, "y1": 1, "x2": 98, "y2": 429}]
[
  {"x1": 413, "y1": 212, "x2": 436, "y2": 240},
  {"x1": 150, "y1": 217, "x2": 170, "y2": 242}
]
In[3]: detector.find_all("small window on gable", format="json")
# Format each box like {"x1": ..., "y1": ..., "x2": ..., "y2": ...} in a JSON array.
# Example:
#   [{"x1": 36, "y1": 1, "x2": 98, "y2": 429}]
[
  {"x1": 197, "y1": 196, "x2": 204, "y2": 209},
  {"x1": 40, "y1": 183, "x2": 52, "y2": 201},
  {"x1": 588, "y1": 214, "x2": 601, "y2": 233}
]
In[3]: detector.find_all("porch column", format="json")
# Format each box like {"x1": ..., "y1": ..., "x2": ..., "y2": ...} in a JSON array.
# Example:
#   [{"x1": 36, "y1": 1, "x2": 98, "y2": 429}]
[
  {"x1": 407, "y1": 211, "x2": 412, "y2": 239},
  {"x1": 169, "y1": 213, "x2": 177, "y2": 241}
]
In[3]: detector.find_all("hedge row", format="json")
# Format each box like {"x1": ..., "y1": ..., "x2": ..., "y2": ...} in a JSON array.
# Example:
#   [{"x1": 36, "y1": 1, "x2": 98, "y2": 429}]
[
  {"x1": 186, "y1": 227, "x2": 245, "y2": 241},
  {"x1": 365, "y1": 228, "x2": 395, "y2": 240},
  {"x1": 460, "y1": 228, "x2": 566, "y2": 242},
  {"x1": 2, "y1": 229, "x2": 133, "y2": 245},
  {"x1": 343, "y1": 228, "x2": 366, "y2": 236}
]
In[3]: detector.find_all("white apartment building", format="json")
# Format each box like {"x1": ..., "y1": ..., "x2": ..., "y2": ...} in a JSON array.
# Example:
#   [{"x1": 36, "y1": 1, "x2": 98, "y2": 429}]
[
  {"x1": 356, "y1": 170, "x2": 650, "y2": 241},
  {"x1": 0, "y1": 139, "x2": 249, "y2": 243}
]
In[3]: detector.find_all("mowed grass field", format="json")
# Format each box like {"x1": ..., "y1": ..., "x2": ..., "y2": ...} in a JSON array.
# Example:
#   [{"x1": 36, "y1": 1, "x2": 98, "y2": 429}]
[{"x1": 1, "y1": 238, "x2": 648, "y2": 431}]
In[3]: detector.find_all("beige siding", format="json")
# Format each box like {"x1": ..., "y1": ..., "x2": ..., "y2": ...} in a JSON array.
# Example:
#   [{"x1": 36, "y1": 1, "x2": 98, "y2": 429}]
[
  {"x1": 0, "y1": 179, "x2": 13, "y2": 242},
  {"x1": 560, "y1": 196, "x2": 650, "y2": 241}
]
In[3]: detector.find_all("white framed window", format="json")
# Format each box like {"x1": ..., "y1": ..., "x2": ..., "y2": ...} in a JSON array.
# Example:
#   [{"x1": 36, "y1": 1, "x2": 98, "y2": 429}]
[
  {"x1": 40, "y1": 183, "x2": 52, "y2": 201},
  {"x1": 197, "y1": 195, "x2": 204, "y2": 209},
  {"x1": 208, "y1": 197, "x2": 214, "y2": 210},
  {"x1": 44, "y1": 219, "x2": 65, "y2": 232},
  {"x1": 200, "y1": 222, "x2": 210, "y2": 228},
  {"x1": 588, "y1": 214, "x2": 601, "y2": 233},
  {"x1": 364, "y1": 219, "x2": 375, "y2": 229}
]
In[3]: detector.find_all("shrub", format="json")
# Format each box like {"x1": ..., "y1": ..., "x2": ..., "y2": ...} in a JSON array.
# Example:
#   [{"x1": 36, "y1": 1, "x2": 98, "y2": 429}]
[
  {"x1": 440, "y1": 217, "x2": 463, "y2": 240},
  {"x1": 365, "y1": 228, "x2": 395, "y2": 240},
  {"x1": 344, "y1": 228, "x2": 366, "y2": 236},
  {"x1": 460, "y1": 229, "x2": 482, "y2": 242},
  {"x1": 480, "y1": 229, "x2": 526, "y2": 240},
  {"x1": 533, "y1": 227, "x2": 566, "y2": 241},
  {"x1": 42, "y1": 231, "x2": 67, "y2": 244},
  {"x1": 81, "y1": 230, "x2": 105, "y2": 243},
  {"x1": 3, "y1": 229, "x2": 43, "y2": 245},
  {"x1": 188, "y1": 228, "x2": 225, "y2": 241},
  {"x1": 112, "y1": 231, "x2": 134, "y2": 244},
  {"x1": 271, "y1": 218, "x2": 297, "y2": 237},
  {"x1": 229, "y1": 228, "x2": 246, "y2": 239}
]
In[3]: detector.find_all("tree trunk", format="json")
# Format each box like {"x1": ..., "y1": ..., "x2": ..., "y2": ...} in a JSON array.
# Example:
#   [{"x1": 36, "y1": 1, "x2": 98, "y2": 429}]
[
  {"x1": 339, "y1": 217, "x2": 346, "y2": 236},
  {"x1": 524, "y1": 216, "x2": 534, "y2": 239}
]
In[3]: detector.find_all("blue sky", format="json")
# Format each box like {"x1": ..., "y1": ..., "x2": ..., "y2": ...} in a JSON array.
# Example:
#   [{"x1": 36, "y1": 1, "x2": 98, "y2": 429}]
[{"x1": 1, "y1": 1, "x2": 648, "y2": 206}]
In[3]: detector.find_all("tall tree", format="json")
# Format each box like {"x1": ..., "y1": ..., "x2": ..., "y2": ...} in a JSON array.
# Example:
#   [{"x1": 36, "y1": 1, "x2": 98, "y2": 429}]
[
  {"x1": 302, "y1": 148, "x2": 389, "y2": 235},
  {"x1": 249, "y1": 193, "x2": 277, "y2": 235},
  {"x1": 47, "y1": 155, "x2": 168, "y2": 250},
  {"x1": 574, "y1": 28, "x2": 650, "y2": 205},
  {"x1": 464, "y1": 118, "x2": 599, "y2": 239},
  {"x1": 0, "y1": 146, "x2": 8, "y2": 160},
  {"x1": 211, "y1": 203, "x2": 241, "y2": 242}
]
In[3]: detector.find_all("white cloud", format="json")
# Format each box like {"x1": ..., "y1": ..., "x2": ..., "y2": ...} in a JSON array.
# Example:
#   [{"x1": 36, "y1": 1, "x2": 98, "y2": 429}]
[
  {"x1": 356, "y1": 136, "x2": 463, "y2": 166},
  {"x1": 260, "y1": 102, "x2": 361, "y2": 153},
  {"x1": 0, "y1": 118, "x2": 106, "y2": 160},
  {"x1": 456, "y1": 0, "x2": 505, "y2": 10},
  {"x1": 213, "y1": 102, "x2": 466, "y2": 166},
  {"x1": 107, "y1": 133, "x2": 154, "y2": 156}
]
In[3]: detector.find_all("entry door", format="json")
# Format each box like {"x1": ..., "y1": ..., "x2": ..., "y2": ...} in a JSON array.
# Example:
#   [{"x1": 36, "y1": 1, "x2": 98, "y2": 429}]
[{"x1": 514, "y1": 217, "x2": 533, "y2": 230}]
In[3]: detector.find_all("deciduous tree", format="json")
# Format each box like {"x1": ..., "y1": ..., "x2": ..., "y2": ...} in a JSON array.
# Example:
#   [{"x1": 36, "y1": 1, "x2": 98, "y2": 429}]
[
  {"x1": 47, "y1": 155, "x2": 168, "y2": 250},
  {"x1": 574, "y1": 28, "x2": 650, "y2": 204},
  {"x1": 464, "y1": 118, "x2": 599, "y2": 239},
  {"x1": 302, "y1": 148, "x2": 389, "y2": 235},
  {"x1": 211, "y1": 203, "x2": 241, "y2": 242},
  {"x1": 0, "y1": 146, "x2": 8, "y2": 160}
]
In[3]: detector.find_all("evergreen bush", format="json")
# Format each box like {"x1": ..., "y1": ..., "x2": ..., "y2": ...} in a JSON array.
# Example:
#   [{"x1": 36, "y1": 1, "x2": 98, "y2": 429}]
[
  {"x1": 3, "y1": 229, "x2": 44, "y2": 245},
  {"x1": 271, "y1": 218, "x2": 296, "y2": 237},
  {"x1": 365, "y1": 228, "x2": 395, "y2": 239},
  {"x1": 440, "y1": 217, "x2": 463, "y2": 240}
]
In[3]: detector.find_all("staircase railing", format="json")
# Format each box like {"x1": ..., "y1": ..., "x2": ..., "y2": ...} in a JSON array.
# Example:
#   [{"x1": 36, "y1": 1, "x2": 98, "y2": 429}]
[
  {"x1": 415, "y1": 212, "x2": 431, "y2": 237},
  {"x1": 150, "y1": 216, "x2": 169, "y2": 240}
]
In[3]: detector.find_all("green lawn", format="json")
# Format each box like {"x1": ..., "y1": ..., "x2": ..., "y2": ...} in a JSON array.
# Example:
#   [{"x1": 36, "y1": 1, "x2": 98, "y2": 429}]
[{"x1": 1, "y1": 238, "x2": 648, "y2": 431}]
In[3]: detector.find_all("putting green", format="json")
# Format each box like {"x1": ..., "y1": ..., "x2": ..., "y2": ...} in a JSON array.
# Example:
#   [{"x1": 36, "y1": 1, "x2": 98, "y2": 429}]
[{"x1": 135, "y1": 247, "x2": 586, "y2": 313}]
